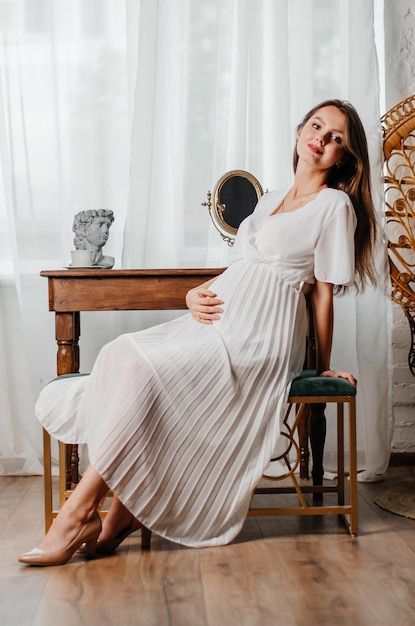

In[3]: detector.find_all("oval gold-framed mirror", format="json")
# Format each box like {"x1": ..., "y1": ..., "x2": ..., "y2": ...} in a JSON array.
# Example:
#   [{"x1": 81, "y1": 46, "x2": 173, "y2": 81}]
[{"x1": 206, "y1": 170, "x2": 263, "y2": 246}]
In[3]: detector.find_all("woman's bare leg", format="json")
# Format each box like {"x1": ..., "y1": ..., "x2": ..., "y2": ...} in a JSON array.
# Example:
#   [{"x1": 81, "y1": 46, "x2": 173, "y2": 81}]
[{"x1": 37, "y1": 464, "x2": 109, "y2": 553}]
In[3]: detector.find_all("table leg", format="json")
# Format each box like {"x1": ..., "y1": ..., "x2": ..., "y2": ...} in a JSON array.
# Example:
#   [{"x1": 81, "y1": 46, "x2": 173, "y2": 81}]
[
  {"x1": 50, "y1": 312, "x2": 81, "y2": 527},
  {"x1": 43, "y1": 428, "x2": 53, "y2": 532},
  {"x1": 298, "y1": 405, "x2": 310, "y2": 480},
  {"x1": 55, "y1": 311, "x2": 80, "y2": 375},
  {"x1": 59, "y1": 440, "x2": 67, "y2": 508}
]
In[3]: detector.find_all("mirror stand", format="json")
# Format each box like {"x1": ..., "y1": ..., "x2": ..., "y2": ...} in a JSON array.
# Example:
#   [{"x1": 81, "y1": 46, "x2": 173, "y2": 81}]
[
  {"x1": 202, "y1": 190, "x2": 236, "y2": 246},
  {"x1": 203, "y1": 170, "x2": 264, "y2": 247}
]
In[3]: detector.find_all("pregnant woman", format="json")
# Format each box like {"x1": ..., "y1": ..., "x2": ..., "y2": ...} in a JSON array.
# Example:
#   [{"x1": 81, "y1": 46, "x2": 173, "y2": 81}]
[{"x1": 19, "y1": 99, "x2": 377, "y2": 566}]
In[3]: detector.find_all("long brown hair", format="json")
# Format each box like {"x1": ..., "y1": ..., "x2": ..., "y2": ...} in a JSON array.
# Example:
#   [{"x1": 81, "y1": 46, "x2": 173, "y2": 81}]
[{"x1": 293, "y1": 99, "x2": 378, "y2": 291}]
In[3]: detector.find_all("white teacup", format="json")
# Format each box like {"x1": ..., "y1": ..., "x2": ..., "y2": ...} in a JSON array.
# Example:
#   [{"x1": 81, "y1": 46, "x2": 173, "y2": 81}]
[{"x1": 70, "y1": 249, "x2": 94, "y2": 267}]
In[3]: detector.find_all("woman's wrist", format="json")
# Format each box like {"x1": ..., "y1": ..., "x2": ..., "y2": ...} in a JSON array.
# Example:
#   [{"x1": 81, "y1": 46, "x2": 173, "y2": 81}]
[{"x1": 185, "y1": 288, "x2": 194, "y2": 309}]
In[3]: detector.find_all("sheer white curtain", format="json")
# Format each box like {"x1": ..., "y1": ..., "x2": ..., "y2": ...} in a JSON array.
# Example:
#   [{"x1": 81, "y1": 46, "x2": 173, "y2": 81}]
[
  {"x1": 0, "y1": 0, "x2": 392, "y2": 480},
  {"x1": 122, "y1": 0, "x2": 392, "y2": 480},
  {"x1": 0, "y1": 0, "x2": 131, "y2": 473}
]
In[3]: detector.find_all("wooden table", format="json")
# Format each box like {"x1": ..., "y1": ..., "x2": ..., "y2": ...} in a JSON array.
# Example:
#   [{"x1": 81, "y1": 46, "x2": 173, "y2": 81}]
[{"x1": 40, "y1": 268, "x2": 224, "y2": 529}]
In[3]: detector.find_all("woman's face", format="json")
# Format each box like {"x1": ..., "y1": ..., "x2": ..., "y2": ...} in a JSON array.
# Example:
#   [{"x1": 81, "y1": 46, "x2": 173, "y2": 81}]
[
  {"x1": 86, "y1": 217, "x2": 111, "y2": 248},
  {"x1": 296, "y1": 105, "x2": 347, "y2": 173}
]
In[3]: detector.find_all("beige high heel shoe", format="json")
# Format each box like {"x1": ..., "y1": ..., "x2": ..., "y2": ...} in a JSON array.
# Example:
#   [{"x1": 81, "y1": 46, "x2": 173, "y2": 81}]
[
  {"x1": 95, "y1": 518, "x2": 151, "y2": 554},
  {"x1": 18, "y1": 511, "x2": 102, "y2": 567}
]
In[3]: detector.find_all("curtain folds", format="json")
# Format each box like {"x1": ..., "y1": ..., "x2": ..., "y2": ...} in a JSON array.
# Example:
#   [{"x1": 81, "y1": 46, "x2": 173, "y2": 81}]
[{"x1": 0, "y1": 0, "x2": 392, "y2": 480}]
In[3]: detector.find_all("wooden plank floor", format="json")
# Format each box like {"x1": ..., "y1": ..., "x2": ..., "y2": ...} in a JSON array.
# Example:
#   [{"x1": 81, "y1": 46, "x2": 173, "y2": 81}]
[{"x1": 1, "y1": 466, "x2": 415, "y2": 626}]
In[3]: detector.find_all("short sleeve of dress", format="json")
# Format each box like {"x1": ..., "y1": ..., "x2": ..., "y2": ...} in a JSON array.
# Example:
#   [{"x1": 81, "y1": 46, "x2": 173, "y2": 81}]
[{"x1": 314, "y1": 195, "x2": 356, "y2": 285}]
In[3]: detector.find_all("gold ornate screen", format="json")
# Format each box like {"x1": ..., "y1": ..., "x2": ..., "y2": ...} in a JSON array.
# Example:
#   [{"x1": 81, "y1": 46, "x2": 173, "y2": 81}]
[{"x1": 382, "y1": 95, "x2": 415, "y2": 374}]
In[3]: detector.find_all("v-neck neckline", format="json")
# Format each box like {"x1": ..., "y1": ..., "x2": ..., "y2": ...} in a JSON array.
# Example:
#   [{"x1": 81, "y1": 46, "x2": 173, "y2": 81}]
[{"x1": 269, "y1": 188, "x2": 328, "y2": 217}]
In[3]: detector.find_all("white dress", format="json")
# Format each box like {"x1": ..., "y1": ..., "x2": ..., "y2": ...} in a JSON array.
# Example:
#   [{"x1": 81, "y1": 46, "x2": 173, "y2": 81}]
[{"x1": 36, "y1": 188, "x2": 356, "y2": 547}]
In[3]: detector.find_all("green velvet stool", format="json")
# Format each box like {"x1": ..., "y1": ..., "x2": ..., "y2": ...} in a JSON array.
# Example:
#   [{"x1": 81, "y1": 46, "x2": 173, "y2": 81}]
[{"x1": 249, "y1": 370, "x2": 358, "y2": 536}]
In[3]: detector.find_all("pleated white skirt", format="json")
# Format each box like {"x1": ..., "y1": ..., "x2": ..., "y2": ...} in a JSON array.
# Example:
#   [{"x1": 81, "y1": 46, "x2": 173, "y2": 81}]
[{"x1": 36, "y1": 259, "x2": 307, "y2": 547}]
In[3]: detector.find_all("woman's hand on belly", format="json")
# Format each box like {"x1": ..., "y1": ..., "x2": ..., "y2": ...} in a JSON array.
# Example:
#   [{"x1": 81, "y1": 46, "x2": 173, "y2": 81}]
[{"x1": 186, "y1": 286, "x2": 224, "y2": 325}]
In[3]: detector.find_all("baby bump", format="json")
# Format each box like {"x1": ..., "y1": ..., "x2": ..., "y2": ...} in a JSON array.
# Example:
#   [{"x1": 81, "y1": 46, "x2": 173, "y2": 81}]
[{"x1": 210, "y1": 260, "x2": 304, "y2": 332}]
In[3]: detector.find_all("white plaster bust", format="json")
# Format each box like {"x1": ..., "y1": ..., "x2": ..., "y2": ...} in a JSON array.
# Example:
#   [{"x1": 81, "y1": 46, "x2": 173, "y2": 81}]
[{"x1": 72, "y1": 209, "x2": 115, "y2": 268}]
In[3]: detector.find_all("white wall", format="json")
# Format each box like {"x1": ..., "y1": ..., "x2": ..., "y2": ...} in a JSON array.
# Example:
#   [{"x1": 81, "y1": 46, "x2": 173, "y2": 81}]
[{"x1": 391, "y1": 306, "x2": 415, "y2": 453}]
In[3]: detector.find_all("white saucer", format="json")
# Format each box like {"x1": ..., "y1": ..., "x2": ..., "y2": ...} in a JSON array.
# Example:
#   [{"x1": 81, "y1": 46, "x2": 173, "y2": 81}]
[{"x1": 64, "y1": 265, "x2": 102, "y2": 269}]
